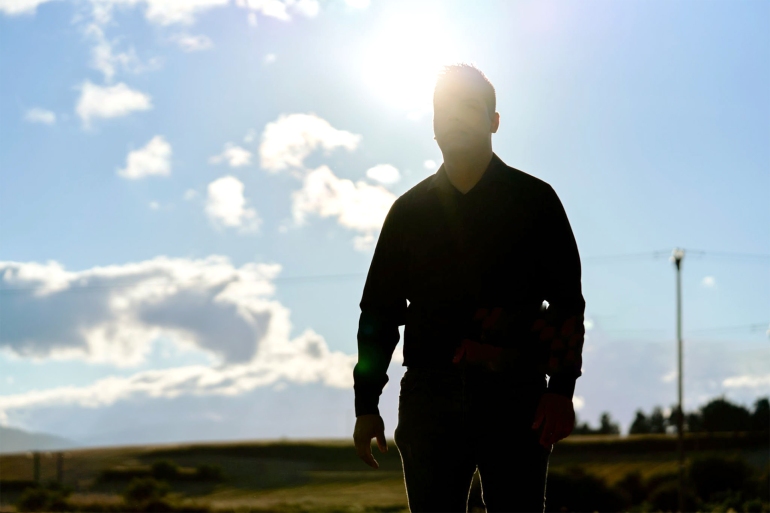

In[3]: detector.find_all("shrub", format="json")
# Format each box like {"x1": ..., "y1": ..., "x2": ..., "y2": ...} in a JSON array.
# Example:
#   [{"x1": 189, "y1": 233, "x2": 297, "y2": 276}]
[
  {"x1": 195, "y1": 464, "x2": 224, "y2": 481},
  {"x1": 16, "y1": 486, "x2": 72, "y2": 512},
  {"x1": 688, "y1": 455, "x2": 752, "y2": 501},
  {"x1": 123, "y1": 477, "x2": 170, "y2": 507},
  {"x1": 546, "y1": 466, "x2": 627, "y2": 512},
  {"x1": 613, "y1": 470, "x2": 646, "y2": 505},
  {"x1": 647, "y1": 480, "x2": 699, "y2": 512},
  {"x1": 151, "y1": 460, "x2": 179, "y2": 480}
]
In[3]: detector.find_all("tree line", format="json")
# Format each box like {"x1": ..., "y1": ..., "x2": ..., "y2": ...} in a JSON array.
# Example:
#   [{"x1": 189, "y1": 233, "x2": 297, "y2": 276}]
[{"x1": 572, "y1": 395, "x2": 769, "y2": 435}]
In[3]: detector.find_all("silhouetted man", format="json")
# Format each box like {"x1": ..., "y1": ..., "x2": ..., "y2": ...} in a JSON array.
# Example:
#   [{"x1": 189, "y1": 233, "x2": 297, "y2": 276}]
[{"x1": 353, "y1": 64, "x2": 585, "y2": 513}]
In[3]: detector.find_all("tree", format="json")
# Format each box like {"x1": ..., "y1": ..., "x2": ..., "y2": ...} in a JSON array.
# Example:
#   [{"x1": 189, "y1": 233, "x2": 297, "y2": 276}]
[
  {"x1": 649, "y1": 406, "x2": 667, "y2": 434},
  {"x1": 629, "y1": 410, "x2": 651, "y2": 434},
  {"x1": 701, "y1": 397, "x2": 752, "y2": 432},
  {"x1": 598, "y1": 412, "x2": 621, "y2": 435},
  {"x1": 751, "y1": 397, "x2": 769, "y2": 432}
]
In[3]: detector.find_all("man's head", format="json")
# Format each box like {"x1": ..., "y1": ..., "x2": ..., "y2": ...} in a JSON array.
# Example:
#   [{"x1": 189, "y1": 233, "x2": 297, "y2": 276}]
[{"x1": 433, "y1": 63, "x2": 500, "y2": 157}]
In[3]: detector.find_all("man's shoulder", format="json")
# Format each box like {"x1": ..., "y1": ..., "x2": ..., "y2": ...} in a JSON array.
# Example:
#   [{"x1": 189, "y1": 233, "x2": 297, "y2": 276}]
[
  {"x1": 498, "y1": 159, "x2": 554, "y2": 195},
  {"x1": 390, "y1": 174, "x2": 436, "y2": 211}
]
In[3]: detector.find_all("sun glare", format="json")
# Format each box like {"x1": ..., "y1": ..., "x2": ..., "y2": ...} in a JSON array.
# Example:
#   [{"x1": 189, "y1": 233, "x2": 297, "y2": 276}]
[{"x1": 361, "y1": 12, "x2": 458, "y2": 114}]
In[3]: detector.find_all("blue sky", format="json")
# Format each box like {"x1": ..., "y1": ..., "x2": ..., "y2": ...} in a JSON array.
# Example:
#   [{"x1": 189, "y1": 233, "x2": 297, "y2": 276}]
[{"x1": 0, "y1": 0, "x2": 768, "y2": 445}]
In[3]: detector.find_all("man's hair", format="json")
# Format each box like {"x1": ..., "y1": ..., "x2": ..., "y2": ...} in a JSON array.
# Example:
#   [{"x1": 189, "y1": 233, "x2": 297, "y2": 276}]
[{"x1": 434, "y1": 63, "x2": 496, "y2": 116}]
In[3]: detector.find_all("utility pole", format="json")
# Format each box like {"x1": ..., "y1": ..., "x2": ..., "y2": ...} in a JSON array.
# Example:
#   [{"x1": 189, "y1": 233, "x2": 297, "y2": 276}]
[{"x1": 671, "y1": 247, "x2": 685, "y2": 512}]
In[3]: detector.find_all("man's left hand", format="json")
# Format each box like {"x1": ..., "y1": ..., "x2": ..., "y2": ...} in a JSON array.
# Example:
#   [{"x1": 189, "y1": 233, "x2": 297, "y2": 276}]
[{"x1": 531, "y1": 392, "x2": 575, "y2": 448}]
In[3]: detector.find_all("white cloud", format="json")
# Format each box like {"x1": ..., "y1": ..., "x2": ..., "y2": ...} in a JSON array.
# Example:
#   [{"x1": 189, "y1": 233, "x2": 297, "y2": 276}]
[
  {"x1": 23, "y1": 107, "x2": 56, "y2": 125},
  {"x1": 345, "y1": 0, "x2": 369, "y2": 8},
  {"x1": 292, "y1": 166, "x2": 396, "y2": 250},
  {"x1": 702, "y1": 276, "x2": 716, "y2": 288},
  {"x1": 264, "y1": 53, "x2": 277, "y2": 65},
  {"x1": 259, "y1": 113, "x2": 361, "y2": 172},
  {"x1": 365, "y1": 164, "x2": 401, "y2": 185},
  {"x1": 117, "y1": 135, "x2": 172, "y2": 180},
  {"x1": 0, "y1": 256, "x2": 357, "y2": 421},
  {"x1": 183, "y1": 189, "x2": 199, "y2": 201},
  {"x1": 423, "y1": 159, "x2": 436, "y2": 169},
  {"x1": 149, "y1": 201, "x2": 160, "y2": 210},
  {"x1": 722, "y1": 374, "x2": 770, "y2": 389},
  {"x1": 125, "y1": 0, "x2": 229, "y2": 26},
  {"x1": 205, "y1": 176, "x2": 260, "y2": 231},
  {"x1": 0, "y1": 0, "x2": 55, "y2": 16},
  {"x1": 170, "y1": 33, "x2": 213, "y2": 52},
  {"x1": 209, "y1": 143, "x2": 253, "y2": 167},
  {"x1": 235, "y1": 0, "x2": 319, "y2": 22},
  {"x1": 243, "y1": 128, "x2": 257, "y2": 143},
  {"x1": 83, "y1": 22, "x2": 160, "y2": 82},
  {"x1": 75, "y1": 80, "x2": 152, "y2": 128}
]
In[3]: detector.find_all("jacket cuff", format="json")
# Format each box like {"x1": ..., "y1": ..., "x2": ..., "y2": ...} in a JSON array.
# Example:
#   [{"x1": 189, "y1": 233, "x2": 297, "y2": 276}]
[
  {"x1": 547, "y1": 373, "x2": 577, "y2": 399},
  {"x1": 355, "y1": 396, "x2": 380, "y2": 417}
]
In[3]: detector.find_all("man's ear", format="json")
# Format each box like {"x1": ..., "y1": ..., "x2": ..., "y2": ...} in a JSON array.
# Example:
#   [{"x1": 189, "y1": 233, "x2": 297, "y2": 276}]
[{"x1": 490, "y1": 112, "x2": 500, "y2": 134}]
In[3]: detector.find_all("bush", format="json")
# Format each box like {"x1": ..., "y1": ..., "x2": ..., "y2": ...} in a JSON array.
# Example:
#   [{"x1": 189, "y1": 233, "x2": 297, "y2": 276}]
[
  {"x1": 195, "y1": 464, "x2": 224, "y2": 481},
  {"x1": 546, "y1": 466, "x2": 627, "y2": 512},
  {"x1": 151, "y1": 460, "x2": 179, "y2": 480},
  {"x1": 123, "y1": 477, "x2": 170, "y2": 507},
  {"x1": 647, "y1": 480, "x2": 699, "y2": 512},
  {"x1": 16, "y1": 486, "x2": 72, "y2": 512},
  {"x1": 689, "y1": 455, "x2": 752, "y2": 501}
]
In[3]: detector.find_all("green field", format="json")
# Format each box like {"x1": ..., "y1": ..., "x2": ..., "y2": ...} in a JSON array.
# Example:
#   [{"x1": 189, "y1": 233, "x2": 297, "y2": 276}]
[{"x1": 1, "y1": 433, "x2": 767, "y2": 512}]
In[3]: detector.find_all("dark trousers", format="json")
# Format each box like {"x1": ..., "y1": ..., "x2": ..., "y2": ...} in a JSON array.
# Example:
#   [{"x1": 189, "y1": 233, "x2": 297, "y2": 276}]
[{"x1": 394, "y1": 364, "x2": 553, "y2": 513}]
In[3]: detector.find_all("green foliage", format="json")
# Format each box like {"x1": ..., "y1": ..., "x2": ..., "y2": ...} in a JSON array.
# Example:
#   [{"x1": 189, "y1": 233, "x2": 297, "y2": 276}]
[
  {"x1": 751, "y1": 398, "x2": 769, "y2": 432},
  {"x1": 545, "y1": 466, "x2": 627, "y2": 512},
  {"x1": 573, "y1": 411, "x2": 621, "y2": 435},
  {"x1": 122, "y1": 477, "x2": 170, "y2": 507},
  {"x1": 15, "y1": 485, "x2": 72, "y2": 512},
  {"x1": 194, "y1": 463, "x2": 224, "y2": 481},
  {"x1": 151, "y1": 460, "x2": 179, "y2": 480},
  {"x1": 689, "y1": 455, "x2": 753, "y2": 502}
]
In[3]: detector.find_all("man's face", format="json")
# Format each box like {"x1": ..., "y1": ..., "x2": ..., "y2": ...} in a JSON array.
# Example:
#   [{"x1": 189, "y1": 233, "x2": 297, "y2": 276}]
[{"x1": 433, "y1": 77, "x2": 497, "y2": 155}]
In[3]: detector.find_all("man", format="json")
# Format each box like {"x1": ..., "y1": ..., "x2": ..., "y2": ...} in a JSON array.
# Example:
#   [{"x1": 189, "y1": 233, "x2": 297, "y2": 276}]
[{"x1": 352, "y1": 63, "x2": 585, "y2": 513}]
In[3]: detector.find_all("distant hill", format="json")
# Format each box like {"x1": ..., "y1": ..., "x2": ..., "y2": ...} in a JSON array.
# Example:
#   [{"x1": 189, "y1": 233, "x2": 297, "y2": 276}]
[{"x1": 0, "y1": 426, "x2": 77, "y2": 454}]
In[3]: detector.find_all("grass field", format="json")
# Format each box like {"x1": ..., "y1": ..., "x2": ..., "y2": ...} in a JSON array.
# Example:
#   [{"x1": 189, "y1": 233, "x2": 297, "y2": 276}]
[{"x1": 1, "y1": 433, "x2": 767, "y2": 512}]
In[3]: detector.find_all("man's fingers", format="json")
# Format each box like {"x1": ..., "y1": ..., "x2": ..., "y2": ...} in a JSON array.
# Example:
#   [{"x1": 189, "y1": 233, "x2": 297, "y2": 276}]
[
  {"x1": 354, "y1": 439, "x2": 379, "y2": 469},
  {"x1": 376, "y1": 432, "x2": 388, "y2": 453}
]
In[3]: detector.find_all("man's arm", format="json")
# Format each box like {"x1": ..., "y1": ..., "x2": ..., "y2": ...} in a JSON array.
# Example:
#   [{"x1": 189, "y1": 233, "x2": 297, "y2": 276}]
[
  {"x1": 538, "y1": 185, "x2": 586, "y2": 399},
  {"x1": 353, "y1": 198, "x2": 408, "y2": 417}
]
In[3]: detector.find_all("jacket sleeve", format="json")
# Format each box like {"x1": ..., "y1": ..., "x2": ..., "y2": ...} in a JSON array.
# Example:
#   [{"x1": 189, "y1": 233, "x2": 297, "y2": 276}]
[
  {"x1": 538, "y1": 185, "x2": 586, "y2": 399},
  {"x1": 353, "y1": 197, "x2": 408, "y2": 417}
]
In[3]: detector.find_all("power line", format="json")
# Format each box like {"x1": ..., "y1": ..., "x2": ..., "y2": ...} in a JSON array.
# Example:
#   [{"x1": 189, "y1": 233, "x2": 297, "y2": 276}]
[{"x1": 1, "y1": 250, "x2": 768, "y2": 294}]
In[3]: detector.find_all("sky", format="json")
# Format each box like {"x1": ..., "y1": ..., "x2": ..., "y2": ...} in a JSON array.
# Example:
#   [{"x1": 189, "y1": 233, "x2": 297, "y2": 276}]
[{"x1": 0, "y1": 0, "x2": 768, "y2": 447}]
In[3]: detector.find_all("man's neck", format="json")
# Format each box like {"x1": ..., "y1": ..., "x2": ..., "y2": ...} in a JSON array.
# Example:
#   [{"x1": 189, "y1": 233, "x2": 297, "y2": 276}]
[{"x1": 442, "y1": 147, "x2": 494, "y2": 195}]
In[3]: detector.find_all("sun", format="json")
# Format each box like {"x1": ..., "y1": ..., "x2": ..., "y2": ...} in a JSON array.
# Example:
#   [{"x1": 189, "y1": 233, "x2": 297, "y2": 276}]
[{"x1": 361, "y1": 10, "x2": 459, "y2": 114}]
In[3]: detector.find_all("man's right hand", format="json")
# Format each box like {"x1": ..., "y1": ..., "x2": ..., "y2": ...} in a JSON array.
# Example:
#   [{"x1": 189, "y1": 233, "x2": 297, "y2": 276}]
[{"x1": 353, "y1": 414, "x2": 388, "y2": 469}]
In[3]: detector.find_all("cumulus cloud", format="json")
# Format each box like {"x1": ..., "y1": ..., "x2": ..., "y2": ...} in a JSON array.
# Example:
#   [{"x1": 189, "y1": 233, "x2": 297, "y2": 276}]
[
  {"x1": 365, "y1": 164, "x2": 400, "y2": 185},
  {"x1": 209, "y1": 143, "x2": 252, "y2": 167},
  {"x1": 722, "y1": 374, "x2": 770, "y2": 389},
  {"x1": 117, "y1": 135, "x2": 172, "y2": 179},
  {"x1": 23, "y1": 107, "x2": 56, "y2": 125},
  {"x1": 259, "y1": 113, "x2": 361, "y2": 173},
  {"x1": 0, "y1": 256, "x2": 357, "y2": 421},
  {"x1": 702, "y1": 276, "x2": 716, "y2": 288},
  {"x1": 75, "y1": 80, "x2": 152, "y2": 128},
  {"x1": 205, "y1": 176, "x2": 260, "y2": 231},
  {"x1": 0, "y1": 256, "x2": 350, "y2": 370},
  {"x1": 292, "y1": 166, "x2": 396, "y2": 250},
  {"x1": 170, "y1": 33, "x2": 213, "y2": 52},
  {"x1": 83, "y1": 22, "x2": 160, "y2": 82},
  {"x1": 0, "y1": 0, "x2": 55, "y2": 16},
  {"x1": 235, "y1": 0, "x2": 319, "y2": 23},
  {"x1": 423, "y1": 159, "x2": 437, "y2": 169},
  {"x1": 264, "y1": 53, "x2": 277, "y2": 65}
]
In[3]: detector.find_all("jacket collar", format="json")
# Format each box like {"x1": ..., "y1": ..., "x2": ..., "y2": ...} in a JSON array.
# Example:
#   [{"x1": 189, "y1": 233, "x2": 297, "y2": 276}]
[{"x1": 427, "y1": 152, "x2": 513, "y2": 192}]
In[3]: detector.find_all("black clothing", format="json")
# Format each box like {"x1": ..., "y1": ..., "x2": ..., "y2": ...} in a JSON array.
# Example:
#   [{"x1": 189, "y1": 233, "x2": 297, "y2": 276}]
[
  {"x1": 394, "y1": 365, "x2": 551, "y2": 512},
  {"x1": 354, "y1": 153, "x2": 585, "y2": 417}
]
